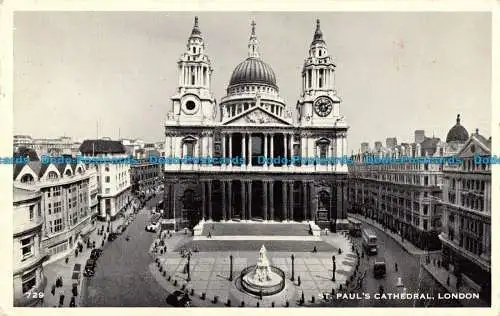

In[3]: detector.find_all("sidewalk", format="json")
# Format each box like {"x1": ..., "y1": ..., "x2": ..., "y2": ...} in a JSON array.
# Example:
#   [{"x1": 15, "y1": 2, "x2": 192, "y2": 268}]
[
  {"x1": 41, "y1": 225, "x2": 101, "y2": 307},
  {"x1": 348, "y1": 213, "x2": 430, "y2": 256},
  {"x1": 422, "y1": 261, "x2": 488, "y2": 307}
]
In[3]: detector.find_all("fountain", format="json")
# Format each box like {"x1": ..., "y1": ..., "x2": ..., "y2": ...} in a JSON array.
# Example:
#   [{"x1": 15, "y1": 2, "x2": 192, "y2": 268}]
[{"x1": 240, "y1": 245, "x2": 286, "y2": 296}]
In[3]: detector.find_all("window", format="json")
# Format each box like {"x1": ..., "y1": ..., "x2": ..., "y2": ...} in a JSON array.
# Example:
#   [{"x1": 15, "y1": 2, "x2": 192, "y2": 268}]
[
  {"x1": 423, "y1": 220, "x2": 428, "y2": 230},
  {"x1": 105, "y1": 176, "x2": 110, "y2": 183},
  {"x1": 54, "y1": 218, "x2": 63, "y2": 232},
  {"x1": 185, "y1": 142, "x2": 195, "y2": 157},
  {"x1": 105, "y1": 164, "x2": 110, "y2": 172},
  {"x1": 29, "y1": 205, "x2": 34, "y2": 220},
  {"x1": 65, "y1": 169, "x2": 72, "y2": 177},
  {"x1": 22, "y1": 270, "x2": 36, "y2": 294},
  {"x1": 21, "y1": 237, "x2": 33, "y2": 259},
  {"x1": 21, "y1": 174, "x2": 34, "y2": 183},
  {"x1": 319, "y1": 69, "x2": 324, "y2": 88},
  {"x1": 423, "y1": 205, "x2": 428, "y2": 215},
  {"x1": 48, "y1": 171, "x2": 58, "y2": 180},
  {"x1": 53, "y1": 187, "x2": 61, "y2": 197},
  {"x1": 105, "y1": 188, "x2": 110, "y2": 194},
  {"x1": 54, "y1": 201, "x2": 62, "y2": 214}
]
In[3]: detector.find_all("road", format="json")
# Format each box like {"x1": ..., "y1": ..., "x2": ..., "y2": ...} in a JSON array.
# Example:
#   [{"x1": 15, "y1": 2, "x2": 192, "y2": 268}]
[
  {"x1": 318, "y1": 221, "x2": 460, "y2": 307},
  {"x1": 81, "y1": 195, "x2": 167, "y2": 307}
]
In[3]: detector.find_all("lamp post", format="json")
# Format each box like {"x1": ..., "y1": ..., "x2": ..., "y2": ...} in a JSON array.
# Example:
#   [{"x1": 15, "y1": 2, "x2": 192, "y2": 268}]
[
  {"x1": 332, "y1": 255, "x2": 336, "y2": 282},
  {"x1": 187, "y1": 253, "x2": 191, "y2": 282},
  {"x1": 291, "y1": 254, "x2": 295, "y2": 281},
  {"x1": 229, "y1": 254, "x2": 233, "y2": 281}
]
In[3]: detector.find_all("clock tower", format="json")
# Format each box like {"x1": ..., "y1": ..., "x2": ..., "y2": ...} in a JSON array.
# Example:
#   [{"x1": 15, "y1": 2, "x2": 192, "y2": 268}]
[
  {"x1": 168, "y1": 16, "x2": 216, "y2": 126},
  {"x1": 296, "y1": 19, "x2": 342, "y2": 127}
]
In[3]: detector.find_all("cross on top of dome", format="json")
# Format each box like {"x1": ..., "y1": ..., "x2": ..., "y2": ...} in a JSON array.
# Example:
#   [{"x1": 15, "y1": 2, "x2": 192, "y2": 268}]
[{"x1": 248, "y1": 20, "x2": 260, "y2": 58}]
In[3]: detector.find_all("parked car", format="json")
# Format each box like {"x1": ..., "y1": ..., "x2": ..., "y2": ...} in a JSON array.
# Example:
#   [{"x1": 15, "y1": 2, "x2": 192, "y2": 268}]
[
  {"x1": 166, "y1": 290, "x2": 192, "y2": 307},
  {"x1": 86, "y1": 258, "x2": 96, "y2": 269},
  {"x1": 83, "y1": 267, "x2": 95, "y2": 277},
  {"x1": 373, "y1": 261, "x2": 386, "y2": 279},
  {"x1": 90, "y1": 249, "x2": 103, "y2": 260},
  {"x1": 146, "y1": 222, "x2": 160, "y2": 232},
  {"x1": 108, "y1": 232, "x2": 118, "y2": 242}
]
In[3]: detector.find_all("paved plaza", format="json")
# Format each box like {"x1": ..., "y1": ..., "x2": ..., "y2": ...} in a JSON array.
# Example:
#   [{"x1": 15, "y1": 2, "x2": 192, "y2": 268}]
[{"x1": 151, "y1": 231, "x2": 356, "y2": 307}]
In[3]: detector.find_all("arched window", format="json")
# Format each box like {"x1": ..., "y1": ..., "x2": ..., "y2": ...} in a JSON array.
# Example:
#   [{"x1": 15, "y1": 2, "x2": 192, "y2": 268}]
[
  {"x1": 48, "y1": 171, "x2": 58, "y2": 180},
  {"x1": 77, "y1": 167, "x2": 84, "y2": 175},
  {"x1": 20, "y1": 174, "x2": 34, "y2": 183},
  {"x1": 65, "y1": 169, "x2": 72, "y2": 177},
  {"x1": 105, "y1": 164, "x2": 110, "y2": 172}
]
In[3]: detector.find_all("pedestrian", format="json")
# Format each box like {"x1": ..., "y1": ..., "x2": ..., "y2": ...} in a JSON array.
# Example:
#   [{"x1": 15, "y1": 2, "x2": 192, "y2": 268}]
[{"x1": 395, "y1": 262, "x2": 398, "y2": 272}]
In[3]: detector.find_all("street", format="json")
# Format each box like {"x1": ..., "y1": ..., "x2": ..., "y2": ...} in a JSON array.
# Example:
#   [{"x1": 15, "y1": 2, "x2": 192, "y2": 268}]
[
  {"x1": 318, "y1": 221, "x2": 460, "y2": 307},
  {"x1": 81, "y1": 196, "x2": 167, "y2": 307}
]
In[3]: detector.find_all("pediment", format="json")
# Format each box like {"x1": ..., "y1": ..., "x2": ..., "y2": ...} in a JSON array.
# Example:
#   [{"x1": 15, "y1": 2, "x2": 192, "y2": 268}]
[
  {"x1": 223, "y1": 107, "x2": 292, "y2": 126},
  {"x1": 457, "y1": 136, "x2": 490, "y2": 158}
]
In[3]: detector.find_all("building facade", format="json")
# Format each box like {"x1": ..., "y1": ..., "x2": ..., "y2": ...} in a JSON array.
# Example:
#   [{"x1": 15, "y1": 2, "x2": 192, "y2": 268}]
[
  {"x1": 348, "y1": 133, "x2": 446, "y2": 250},
  {"x1": 163, "y1": 18, "x2": 349, "y2": 230},
  {"x1": 14, "y1": 135, "x2": 81, "y2": 156},
  {"x1": 131, "y1": 150, "x2": 163, "y2": 194},
  {"x1": 79, "y1": 140, "x2": 132, "y2": 221},
  {"x1": 439, "y1": 126, "x2": 491, "y2": 301},
  {"x1": 13, "y1": 150, "x2": 94, "y2": 263},
  {"x1": 13, "y1": 187, "x2": 48, "y2": 307}
]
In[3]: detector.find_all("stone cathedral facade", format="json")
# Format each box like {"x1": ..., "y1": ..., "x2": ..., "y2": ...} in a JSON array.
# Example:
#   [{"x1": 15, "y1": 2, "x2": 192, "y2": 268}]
[{"x1": 163, "y1": 17, "x2": 349, "y2": 231}]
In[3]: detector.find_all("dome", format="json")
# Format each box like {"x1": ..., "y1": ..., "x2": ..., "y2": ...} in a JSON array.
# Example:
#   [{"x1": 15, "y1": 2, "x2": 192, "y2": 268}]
[
  {"x1": 229, "y1": 57, "x2": 277, "y2": 89},
  {"x1": 446, "y1": 114, "x2": 469, "y2": 143}
]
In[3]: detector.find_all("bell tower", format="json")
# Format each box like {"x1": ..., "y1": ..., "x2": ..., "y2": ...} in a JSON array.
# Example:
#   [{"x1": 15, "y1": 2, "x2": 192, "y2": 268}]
[
  {"x1": 296, "y1": 19, "x2": 342, "y2": 127},
  {"x1": 169, "y1": 16, "x2": 216, "y2": 126}
]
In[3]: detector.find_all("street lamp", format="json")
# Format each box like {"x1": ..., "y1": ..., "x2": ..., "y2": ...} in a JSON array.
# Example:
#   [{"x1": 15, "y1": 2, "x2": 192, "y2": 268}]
[
  {"x1": 291, "y1": 254, "x2": 295, "y2": 281},
  {"x1": 229, "y1": 254, "x2": 233, "y2": 281},
  {"x1": 187, "y1": 253, "x2": 191, "y2": 282},
  {"x1": 332, "y1": 255, "x2": 336, "y2": 282}
]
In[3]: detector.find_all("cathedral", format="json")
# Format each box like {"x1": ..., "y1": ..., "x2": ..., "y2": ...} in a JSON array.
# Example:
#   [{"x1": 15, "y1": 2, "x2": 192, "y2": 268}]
[{"x1": 163, "y1": 17, "x2": 349, "y2": 231}]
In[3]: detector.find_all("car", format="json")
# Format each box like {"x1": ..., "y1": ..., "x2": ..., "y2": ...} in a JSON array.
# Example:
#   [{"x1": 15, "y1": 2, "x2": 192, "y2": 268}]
[
  {"x1": 90, "y1": 249, "x2": 102, "y2": 260},
  {"x1": 86, "y1": 258, "x2": 96, "y2": 269},
  {"x1": 373, "y1": 261, "x2": 386, "y2": 279},
  {"x1": 146, "y1": 222, "x2": 160, "y2": 232},
  {"x1": 83, "y1": 267, "x2": 95, "y2": 277},
  {"x1": 107, "y1": 233, "x2": 118, "y2": 242},
  {"x1": 166, "y1": 290, "x2": 192, "y2": 307}
]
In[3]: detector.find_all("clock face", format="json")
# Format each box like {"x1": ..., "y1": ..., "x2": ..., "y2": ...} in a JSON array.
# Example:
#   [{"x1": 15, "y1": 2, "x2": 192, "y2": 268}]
[{"x1": 314, "y1": 96, "x2": 333, "y2": 117}]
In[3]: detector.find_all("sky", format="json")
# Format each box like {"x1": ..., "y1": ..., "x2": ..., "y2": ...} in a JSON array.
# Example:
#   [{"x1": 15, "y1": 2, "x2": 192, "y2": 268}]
[{"x1": 13, "y1": 11, "x2": 492, "y2": 152}]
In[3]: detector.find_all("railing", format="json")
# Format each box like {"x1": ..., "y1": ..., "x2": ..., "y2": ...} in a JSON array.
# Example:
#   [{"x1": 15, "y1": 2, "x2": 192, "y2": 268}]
[{"x1": 239, "y1": 265, "x2": 285, "y2": 296}]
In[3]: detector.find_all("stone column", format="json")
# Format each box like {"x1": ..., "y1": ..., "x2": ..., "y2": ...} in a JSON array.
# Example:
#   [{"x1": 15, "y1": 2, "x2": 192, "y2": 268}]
[
  {"x1": 264, "y1": 133, "x2": 268, "y2": 167},
  {"x1": 302, "y1": 181, "x2": 308, "y2": 221},
  {"x1": 309, "y1": 182, "x2": 316, "y2": 222},
  {"x1": 241, "y1": 180, "x2": 246, "y2": 220},
  {"x1": 288, "y1": 133, "x2": 293, "y2": 167},
  {"x1": 208, "y1": 180, "x2": 213, "y2": 220},
  {"x1": 242, "y1": 133, "x2": 247, "y2": 166},
  {"x1": 289, "y1": 181, "x2": 294, "y2": 221},
  {"x1": 228, "y1": 180, "x2": 233, "y2": 220},
  {"x1": 282, "y1": 181, "x2": 288, "y2": 221},
  {"x1": 336, "y1": 182, "x2": 343, "y2": 222},
  {"x1": 270, "y1": 181, "x2": 275, "y2": 220},
  {"x1": 248, "y1": 134, "x2": 253, "y2": 166},
  {"x1": 229, "y1": 133, "x2": 233, "y2": 167},
  {"x1": 270, "y1": 134, "x2": 275, "y2": 166},
  {"x1": 248, "y1": 181, "x2": 252, "y2": 219},
  {"x1": 201, "y1": 180, "x2": 206, "y2": 220},
  {"x1": 284, "y1": 133, "x2": 288, "y2": 164},
  {"x1": 222, "y1": 133, "x2": 227, "y2": 160},
  {"x1": 263, "y1": 180, "x2": 268, "y2": 220},
  {"x1": 221, "y1": 180, "x2": 226, "y2": 221}
]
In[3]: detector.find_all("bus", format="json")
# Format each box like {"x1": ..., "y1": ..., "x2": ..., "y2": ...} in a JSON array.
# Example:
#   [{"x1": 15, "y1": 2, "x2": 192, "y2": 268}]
[
  {"x1": 348, "y1": 218, "x2": 362, "y2": 237},
  {"x1": 362, "y1": 229, "x2": 377, "y2": 255}
]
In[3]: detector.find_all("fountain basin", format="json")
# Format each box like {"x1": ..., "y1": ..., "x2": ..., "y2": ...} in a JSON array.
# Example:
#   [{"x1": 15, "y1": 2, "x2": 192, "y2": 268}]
[{"x1": 240, "y1": 265, "x2": 285, "y2": 296}]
